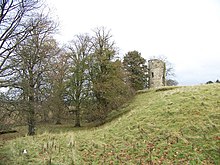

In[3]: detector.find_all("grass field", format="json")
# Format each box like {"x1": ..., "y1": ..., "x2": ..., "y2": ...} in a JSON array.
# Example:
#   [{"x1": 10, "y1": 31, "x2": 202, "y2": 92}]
[{"x1": 0, "y1": 84, "x2": 220, "y2": 164}]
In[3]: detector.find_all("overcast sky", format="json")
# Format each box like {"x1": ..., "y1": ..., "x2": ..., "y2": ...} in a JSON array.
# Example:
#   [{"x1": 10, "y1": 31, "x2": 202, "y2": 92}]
[{"x1": 46, "y1": 0, "x2": 220, "y2": 86}]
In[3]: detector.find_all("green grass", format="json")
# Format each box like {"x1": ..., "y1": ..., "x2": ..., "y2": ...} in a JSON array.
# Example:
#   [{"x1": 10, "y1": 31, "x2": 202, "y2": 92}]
[{"x1": 0, "y1": 84, "x2": 220, "y2": 164}]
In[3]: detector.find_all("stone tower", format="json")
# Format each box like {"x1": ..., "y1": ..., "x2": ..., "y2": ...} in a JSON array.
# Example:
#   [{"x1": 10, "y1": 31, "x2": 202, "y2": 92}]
[{"x1": 148, "y1": 59, "x2": 166, "y2": 88}]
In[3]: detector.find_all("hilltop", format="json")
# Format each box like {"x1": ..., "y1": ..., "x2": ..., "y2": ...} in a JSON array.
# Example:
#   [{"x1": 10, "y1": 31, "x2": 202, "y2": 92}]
[{"x1": 0, "y1": 84, "x2": 220, "y2": 164}]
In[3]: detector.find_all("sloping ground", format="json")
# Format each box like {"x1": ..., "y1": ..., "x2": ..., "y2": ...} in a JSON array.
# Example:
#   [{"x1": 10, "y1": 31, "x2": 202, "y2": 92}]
[{"x1": 0, "y1": 84, "x2": 219, "y2": 164}]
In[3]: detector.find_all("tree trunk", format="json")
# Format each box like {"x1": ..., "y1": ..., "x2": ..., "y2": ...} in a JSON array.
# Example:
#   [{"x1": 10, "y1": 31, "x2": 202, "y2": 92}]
[
  {"x1": 55, "y1": 116, "x2": 62, "y2": 125},
  {"x1": 27, "y1": 84, "x2": 36, "y2": 135},
  {"x1": 28, "y1": 117, "x2": 35, "y2": 136},
  {"x1": 74, "y1": 106, "x2": 81, "y2": 127},
  {"x1": 28, "y1": 100, "x2": 35, "y2": 135},
  {"x1": 55, "y1": 105, "x2": 62, "y2": 124}
]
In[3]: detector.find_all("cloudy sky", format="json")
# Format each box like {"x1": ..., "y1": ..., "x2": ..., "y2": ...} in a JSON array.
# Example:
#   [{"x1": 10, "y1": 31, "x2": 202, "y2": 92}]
[{"x1": 46, "y1": 0, "x2": 220, "y2": 86}]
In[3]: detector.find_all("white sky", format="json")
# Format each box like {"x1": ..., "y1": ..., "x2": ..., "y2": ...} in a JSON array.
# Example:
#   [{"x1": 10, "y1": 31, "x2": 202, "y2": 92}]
[{"x1": 46, "y1": 0, "x2": 220, "y2": 85}]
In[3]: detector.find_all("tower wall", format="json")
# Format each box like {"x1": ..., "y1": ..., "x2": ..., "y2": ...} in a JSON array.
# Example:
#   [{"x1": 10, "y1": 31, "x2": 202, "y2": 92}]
[{"x1": 148, "y1": 59, "x2": 166, "y2": 88}]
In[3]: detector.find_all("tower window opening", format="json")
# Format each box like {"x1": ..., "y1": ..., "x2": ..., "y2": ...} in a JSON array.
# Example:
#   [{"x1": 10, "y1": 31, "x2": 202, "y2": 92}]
[{"x1": 152, "y1": 72, "x2": 154, "y2": 78}]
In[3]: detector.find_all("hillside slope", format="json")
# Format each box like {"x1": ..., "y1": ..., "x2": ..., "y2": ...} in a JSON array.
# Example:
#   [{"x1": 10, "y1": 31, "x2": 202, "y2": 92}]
[{"x1": 1, "y1": 84, "x2": 220, "y2": 164}]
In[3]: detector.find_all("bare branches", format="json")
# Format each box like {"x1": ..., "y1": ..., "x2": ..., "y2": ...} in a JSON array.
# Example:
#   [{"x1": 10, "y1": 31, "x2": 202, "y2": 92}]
[
  {"x1": 91, "y1": 27, "x2": 116, "y2": 58},
  {"x1": 0, "y1": 0, "x2": 41, "y2": 77}
]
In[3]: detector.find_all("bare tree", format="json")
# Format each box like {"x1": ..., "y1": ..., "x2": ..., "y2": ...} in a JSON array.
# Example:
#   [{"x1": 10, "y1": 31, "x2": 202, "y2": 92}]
[
  {"x1": 46, "y1": 49, "x2": 69, "y2": 124},
  {"x1": 0, "y1": 0, "x2": 41, "y2": 83},
  {"x1": 12, "y1": 13, "x2": 57, "y2": 135},
  {"x1": 66, "y1": 34, "x2": 92, "y2": 127}
]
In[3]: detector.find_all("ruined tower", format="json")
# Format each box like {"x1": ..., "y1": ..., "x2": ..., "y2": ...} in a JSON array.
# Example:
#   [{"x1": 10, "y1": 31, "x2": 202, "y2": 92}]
[{"x1": 148, "y1": 59, "x2": 166, "y2": 88}]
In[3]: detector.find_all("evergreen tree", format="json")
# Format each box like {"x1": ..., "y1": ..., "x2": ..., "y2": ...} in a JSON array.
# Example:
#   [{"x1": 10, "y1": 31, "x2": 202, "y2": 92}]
[{"x1": 123, "y1": 51, "x2": 148, "y2": 90}]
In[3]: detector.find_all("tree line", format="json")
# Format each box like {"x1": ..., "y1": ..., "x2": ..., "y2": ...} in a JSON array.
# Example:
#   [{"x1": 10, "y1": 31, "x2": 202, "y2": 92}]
[{"x1": 0, "y1": 0, "x2": 177, "y2": 135}]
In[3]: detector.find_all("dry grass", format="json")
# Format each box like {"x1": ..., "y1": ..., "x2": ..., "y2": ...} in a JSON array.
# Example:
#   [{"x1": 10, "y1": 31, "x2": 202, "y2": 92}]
[{"x1": 0, "y1": 84, "x2": 220, "y2": 164}]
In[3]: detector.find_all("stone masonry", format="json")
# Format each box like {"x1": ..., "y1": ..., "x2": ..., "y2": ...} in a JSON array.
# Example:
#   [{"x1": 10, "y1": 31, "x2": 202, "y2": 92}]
[{"x1": 148, "y1": 59, "x2": 166, "y2": 88}]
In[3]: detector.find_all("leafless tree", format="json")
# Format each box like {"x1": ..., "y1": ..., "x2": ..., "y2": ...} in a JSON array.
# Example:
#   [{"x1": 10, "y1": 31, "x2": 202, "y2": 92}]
[
  {"x1": 46, "y1": 49, "x2": 69, "y2": 124},
  {"x1": 66, "y1": 34, "x2": 92, "y2": 127},
  {"x1": 12, "y1": 13, "x2": 58, "y2": 135}
]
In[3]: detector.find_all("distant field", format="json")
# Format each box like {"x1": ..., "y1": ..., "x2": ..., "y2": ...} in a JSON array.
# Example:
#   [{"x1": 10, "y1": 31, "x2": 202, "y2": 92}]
[{"x1": 0, "y1": 84, "x2": 219, "y2": 164}]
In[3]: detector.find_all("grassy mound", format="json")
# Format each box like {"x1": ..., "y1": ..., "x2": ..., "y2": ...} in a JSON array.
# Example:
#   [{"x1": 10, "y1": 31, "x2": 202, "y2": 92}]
[{"x1": 0, "y1": 84, "x2": 219, "y2": 164}]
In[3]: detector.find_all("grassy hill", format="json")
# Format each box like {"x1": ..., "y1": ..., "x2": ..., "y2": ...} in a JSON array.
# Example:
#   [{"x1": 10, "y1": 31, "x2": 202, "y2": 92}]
[{"x1": 0, "y1": 84, "x2": 220, "y2": 164}]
